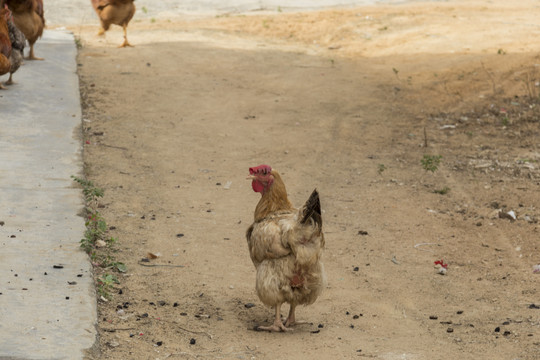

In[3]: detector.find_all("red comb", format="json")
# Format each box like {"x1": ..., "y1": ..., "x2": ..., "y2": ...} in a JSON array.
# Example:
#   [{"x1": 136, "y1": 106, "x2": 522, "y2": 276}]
[{"x1": 249, "y1": 165, "x2": 272, "y2": 175}]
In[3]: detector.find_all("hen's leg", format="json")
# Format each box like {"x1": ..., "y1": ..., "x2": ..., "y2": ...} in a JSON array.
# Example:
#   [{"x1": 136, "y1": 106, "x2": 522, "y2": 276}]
[
  {"x1": 5, "y1": 73, "x2": 14, "y2": 85},
  {"x1": 257, "y1": 304, "x2": 292, "y2": 332},
  {"x1": 27, "y1": 43, "x2": 43, "y2": 61},
  {"x1": 119, "y1": 25, "x2": 133, "y2": 48},
  {"x1": 284, "y1": 304, "x2": 308, "y2": 327}
]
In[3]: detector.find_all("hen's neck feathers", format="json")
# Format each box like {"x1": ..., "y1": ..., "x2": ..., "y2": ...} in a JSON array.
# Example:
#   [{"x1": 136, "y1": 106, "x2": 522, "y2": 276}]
[{"x1": 254, "y1": 170, "x2": 294, "y2": 221}]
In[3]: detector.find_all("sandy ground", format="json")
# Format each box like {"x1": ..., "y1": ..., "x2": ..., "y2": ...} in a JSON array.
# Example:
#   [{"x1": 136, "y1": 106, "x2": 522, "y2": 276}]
[{"x1": 61, "y1": 0, "x2": 540, "y2": 358}]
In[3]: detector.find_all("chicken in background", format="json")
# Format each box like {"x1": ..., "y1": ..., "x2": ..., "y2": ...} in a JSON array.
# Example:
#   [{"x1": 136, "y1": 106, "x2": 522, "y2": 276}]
[
  {"x1": 90, "y1": 0, "x2": 136, "y2": 48},
  {"x1": 4, "y1": 5, "x2": 25, "y2": 86},
  {"x1": 246, "y1": 165, "x2": 326, "y2": 332},
  {"x1": 2, "y1": 0, "x2": 44, "y2": 60},
  {"x1": 0, "y1": 5, "x2": 11, "y2": 82}
]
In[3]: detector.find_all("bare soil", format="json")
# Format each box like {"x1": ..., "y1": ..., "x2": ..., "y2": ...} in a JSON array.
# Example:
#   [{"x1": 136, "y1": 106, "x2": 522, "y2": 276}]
[{"x1": 73, "y1": 1, "x2": 539, "y2": 359}]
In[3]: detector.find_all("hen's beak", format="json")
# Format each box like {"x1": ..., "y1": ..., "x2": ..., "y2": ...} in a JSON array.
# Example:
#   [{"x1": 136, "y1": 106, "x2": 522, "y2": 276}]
[{"x1": 247, "y1": 175, "x2": 256, "y2": 180}]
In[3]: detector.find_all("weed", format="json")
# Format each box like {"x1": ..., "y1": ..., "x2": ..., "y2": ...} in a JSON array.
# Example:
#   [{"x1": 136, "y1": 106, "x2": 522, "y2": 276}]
[
  {"x1": 377, "y1": 164, "x2": 386, "y2": 175},
  {"x1": 277, "y1": 6, "x2": 282, "y2": 12},
  {"x1": 151, "y1": 18, "x2": 156, "y2": 23},
  {"x1": 393, "y1": 67, "x2": 400, "y2": 80},
  {"x1": 97, "y1": 273, "x2": 119, "y2": 300},
  {"x1": 142, "y1": 6, "x2": 148, "y2": 14},
  {"x1": 497, "y1": 48, "x2": 506, "y2": 55},
  {"x1": 74, "y1": 37, "x2": 82, "y2": 49},
  {"x1": 421, "y1": 155, "x2": 442, "y2": 172},
  {"x1": 72, "y1": 175, "x2": 126, "y2": 299},
  {"x1": 434, "y1": 187, "x2": 450, "y2": 195}
]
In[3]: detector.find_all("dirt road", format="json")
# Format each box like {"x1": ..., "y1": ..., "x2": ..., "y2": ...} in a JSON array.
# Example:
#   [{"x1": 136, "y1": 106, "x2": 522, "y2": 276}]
[{"x1": 72, "y1": 1, "x2": 539, "y2": 358}]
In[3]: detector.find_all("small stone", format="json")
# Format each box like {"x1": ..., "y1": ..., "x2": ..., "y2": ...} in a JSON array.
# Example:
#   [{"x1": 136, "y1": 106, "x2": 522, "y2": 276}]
[
  {"x1": 447, "y1": 328, "x2": 454, "y2": 333},
  {"x1": 244, "y1": 303, "x2": 255, "y2": 309},
  {"x1": 494, "y1": 327, "x2": 500, "y2": 332},
  {"x1": 429, "y1": 315, "x2": 438, "y2": 320},
  {"x1": 189, "y1": 338, "x2": 196, "y2": 345},
  {"x1": 156, "y1": 341, "x2": 163, "y2": 346}
]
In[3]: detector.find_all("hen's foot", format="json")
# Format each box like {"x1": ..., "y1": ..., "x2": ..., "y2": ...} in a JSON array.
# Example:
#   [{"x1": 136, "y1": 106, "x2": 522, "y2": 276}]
[
  {"x1": 119, "y1": 41, "x2": 133, "y2": 48},
  {"x1": 284, "y1": 319, "x2": 309, "y2": 327},
  {"x1": 0, "y1": 83, "x2": 7, "y2": 90},
  {"x1": 256, "y1": 321, "x2": 292, "y2": 332}
]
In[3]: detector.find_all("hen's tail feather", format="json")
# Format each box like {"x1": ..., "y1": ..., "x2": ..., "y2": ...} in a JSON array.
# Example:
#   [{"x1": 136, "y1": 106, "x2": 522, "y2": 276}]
[{"x1": 300, "y1": 189, "x2": 322, "y2": 228}]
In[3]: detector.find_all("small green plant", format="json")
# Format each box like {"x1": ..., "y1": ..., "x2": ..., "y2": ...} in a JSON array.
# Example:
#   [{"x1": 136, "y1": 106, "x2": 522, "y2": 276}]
[
  {"x1": 277, "y1": 6, "x2": 282, "y2": 12},
  {"x1": 72, "y1": 175, "x2": 126, "y2": 298},
  {"x1": 377, "y1": 163, "x2": 386, "y2": 175},
  {"x1": 434, "y1": 186, "x2": 450, "y2": 195},
  {"x1": 421, "y1": 155, "x2": 442, "y2": 172},
  {"x1": 97, "y1": 273, "x2": 119, "y2": 300},
  {"x1": 501, "y1": 116, "x2": 509, "y2": 126},
  {"x1": 74, "y1": 37, "x2": 82, "y2": 49},
  {"x1": 497, "y1": 48, "x2": 506, "y2": 55},
  {"x1": 141, "y1": 6, "x2": 148, "y2": 14},
  {"x1": 151, "y1": 18, "x2": 156, "y2": 23}
]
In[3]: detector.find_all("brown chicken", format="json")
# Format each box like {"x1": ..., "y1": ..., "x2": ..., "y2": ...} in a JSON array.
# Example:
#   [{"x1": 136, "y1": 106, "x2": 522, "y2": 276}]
[
  {"x1": 246, "y1": 165, "x2": 326, "y2": 332},
  {"x1": 2, "y1": 0, "x2": 44, "y2": 60},
  {"x1": 90, "y1": 0, "x2": 136, "y2": 48},
  {"x1": 0, "y1": 5, "x2": 11, "y2": 83}
]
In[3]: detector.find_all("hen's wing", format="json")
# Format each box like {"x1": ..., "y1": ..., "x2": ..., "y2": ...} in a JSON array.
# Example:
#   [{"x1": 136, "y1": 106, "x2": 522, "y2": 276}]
[
  {"x1": 246, "y1": 211, "x2": 294, "y2": 266},
  {"x1": 247, "y1": 190, "x2": 324, "y2": 267}
]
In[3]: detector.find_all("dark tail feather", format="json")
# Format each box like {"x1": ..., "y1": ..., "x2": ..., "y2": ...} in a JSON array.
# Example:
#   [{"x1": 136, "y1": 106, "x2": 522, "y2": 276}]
[{"x1": 300, "y1": 189, "x2": 322, "y2": 227}]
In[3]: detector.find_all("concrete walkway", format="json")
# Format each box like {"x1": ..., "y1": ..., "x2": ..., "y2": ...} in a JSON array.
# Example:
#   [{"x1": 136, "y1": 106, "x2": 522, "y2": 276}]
[{"x1": 0, "y1": 30, "x2": 96, "y2": 360}]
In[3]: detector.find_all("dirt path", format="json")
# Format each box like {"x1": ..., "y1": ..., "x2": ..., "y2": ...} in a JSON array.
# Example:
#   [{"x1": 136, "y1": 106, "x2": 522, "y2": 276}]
[{"x1": 75, "y1": 1, "x2": 539, "y2": 359}]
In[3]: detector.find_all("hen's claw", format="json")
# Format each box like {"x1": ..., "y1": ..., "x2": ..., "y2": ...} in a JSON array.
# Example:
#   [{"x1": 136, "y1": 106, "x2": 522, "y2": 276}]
[{"x1": 256, "y1": 321, "x2": 292, "y2": 332}]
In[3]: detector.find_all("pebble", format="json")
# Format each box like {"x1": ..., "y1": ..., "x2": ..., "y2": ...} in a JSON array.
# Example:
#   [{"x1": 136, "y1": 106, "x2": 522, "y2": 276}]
[{"x1": 190, "y1": 338, "x2": 196, "y2": 345}]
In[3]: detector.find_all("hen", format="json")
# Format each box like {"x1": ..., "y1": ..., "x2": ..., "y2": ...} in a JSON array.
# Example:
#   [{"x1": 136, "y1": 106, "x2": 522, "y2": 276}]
[
  {"x1": 90, "y1": 0, "x2": 136, "y2": 48},
  {"x1": 246, "y1": 165, "x2": 326, "y2": 332},
  {"x1": 2, "y1": 0, "x2": 44, "y2": 60},
  {"x1": 0, "y1": 5, "x2": 11, "y2": 83},
  {"x1": 5, "y1": 6, "x2": 25, "y2": 86}
]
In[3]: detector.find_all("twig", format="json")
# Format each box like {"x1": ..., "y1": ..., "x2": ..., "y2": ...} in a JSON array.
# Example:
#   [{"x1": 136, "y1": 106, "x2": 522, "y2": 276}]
[
  {"x1": 176, "y1": 325, "x2": 213, "y2": 339},
  {"x1": 137, "y1": 261, "x2": 185, "y2": 268},
  {"x1": 100, "y1": 143, "x2": 129, "y2": 151},
  {"x1": 101, "y1": 327, "x2": 135, "y2": 332},
  {"x1": 414, "y1": 242, "x2": 441, "y2": 253},
  {"x1": 481, "y1": 61, "x2": 497, "y2": 94},
  {"x1": 423, "y1": 127, "x2": 428, "y2": 148}
]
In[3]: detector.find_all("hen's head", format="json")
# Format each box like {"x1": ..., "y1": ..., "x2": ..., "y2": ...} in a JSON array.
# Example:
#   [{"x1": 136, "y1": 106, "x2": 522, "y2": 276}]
[{"x1": 248, "y1": 165, "x2": 274, "y2": 194}]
